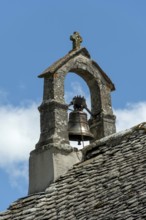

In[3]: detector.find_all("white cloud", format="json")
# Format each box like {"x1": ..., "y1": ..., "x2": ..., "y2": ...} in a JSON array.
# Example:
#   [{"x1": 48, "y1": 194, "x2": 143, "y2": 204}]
[
  {"x1": 114, "y1": 102, "x2": 146, "y2": 131},
  {"x1": 0, "y1": 102, "x2": 40, "y2": 190},
  {"x1": 0, "y1": 103, "x2": 39, "y2": 166}
]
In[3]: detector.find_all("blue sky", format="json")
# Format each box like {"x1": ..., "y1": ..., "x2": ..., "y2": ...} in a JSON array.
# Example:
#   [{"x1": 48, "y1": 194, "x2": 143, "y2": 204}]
[{"x1": 0, "y1": 0, "x2": 146, "y2": 212}]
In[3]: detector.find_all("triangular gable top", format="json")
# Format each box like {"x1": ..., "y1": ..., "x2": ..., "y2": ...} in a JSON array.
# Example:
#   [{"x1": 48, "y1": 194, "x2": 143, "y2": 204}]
[{"x1": 38, "y1": 47, "x2": 115, "y2": 91}]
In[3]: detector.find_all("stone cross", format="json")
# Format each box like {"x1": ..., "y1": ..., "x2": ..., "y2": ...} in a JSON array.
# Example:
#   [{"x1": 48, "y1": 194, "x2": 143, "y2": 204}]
[{"x1": 70, "y1": 31, "x2": 83, "y2": 50}]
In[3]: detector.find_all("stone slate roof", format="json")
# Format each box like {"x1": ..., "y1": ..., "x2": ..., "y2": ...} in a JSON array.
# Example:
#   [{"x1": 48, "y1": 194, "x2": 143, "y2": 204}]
[
  {"x1": 1, "y1": 123, "x2": 146, "y2": 219},
  {"x1": 38, "y1": 47, "x2": 115, "y2": 91}
]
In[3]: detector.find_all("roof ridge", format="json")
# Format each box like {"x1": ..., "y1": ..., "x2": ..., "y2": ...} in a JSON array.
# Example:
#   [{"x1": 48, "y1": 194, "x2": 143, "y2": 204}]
[{"x1": 83, "y1": 122, "x2": 146, "y2": 158}]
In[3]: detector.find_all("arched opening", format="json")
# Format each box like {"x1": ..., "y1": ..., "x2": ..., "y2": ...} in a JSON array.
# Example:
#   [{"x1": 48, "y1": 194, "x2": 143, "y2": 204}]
[
  {"x1": 65, "y1": 72, "x2": 91, "y2": 108},
  {"x1": 65, "y1": 72, "x2": 92, "y2": 148}
]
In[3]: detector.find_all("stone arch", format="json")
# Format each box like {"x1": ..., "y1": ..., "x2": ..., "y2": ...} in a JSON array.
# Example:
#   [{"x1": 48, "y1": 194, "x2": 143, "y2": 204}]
[
  {"x1": 57, "y1": 55, "x2": 102, "y2": 117},
  {"x1": 66, "y1": 68, "x2": 101, "y2": 116},
  {"x1": 64, "y1": 72, "x2": 91, "y2": 108},
  {"x1": 37, "y1": 49, "x2": 116, "y2": 148}
]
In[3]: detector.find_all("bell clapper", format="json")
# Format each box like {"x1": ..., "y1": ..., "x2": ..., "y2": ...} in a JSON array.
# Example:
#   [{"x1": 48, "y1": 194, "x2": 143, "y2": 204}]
[{"x1": 78, "y1": 140, "x2": 81, "y2": 145}]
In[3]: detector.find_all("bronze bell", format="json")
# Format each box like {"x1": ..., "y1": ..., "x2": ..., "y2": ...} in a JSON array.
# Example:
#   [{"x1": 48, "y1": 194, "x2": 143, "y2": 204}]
[{"x1": 68, "y1": 96, "x2": 94, "y2": 145}]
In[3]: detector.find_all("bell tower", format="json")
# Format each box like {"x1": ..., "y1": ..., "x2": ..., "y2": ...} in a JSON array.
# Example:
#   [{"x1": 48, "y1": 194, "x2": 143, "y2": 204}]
[{"x1": 28, "y1": 32, "x2": 116, "y2": 194}]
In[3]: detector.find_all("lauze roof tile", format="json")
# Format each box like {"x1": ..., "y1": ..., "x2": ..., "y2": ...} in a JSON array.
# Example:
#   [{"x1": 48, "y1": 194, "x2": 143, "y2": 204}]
[{"x1": 1, "y1": 123, "x2": 146, "y2": 219}]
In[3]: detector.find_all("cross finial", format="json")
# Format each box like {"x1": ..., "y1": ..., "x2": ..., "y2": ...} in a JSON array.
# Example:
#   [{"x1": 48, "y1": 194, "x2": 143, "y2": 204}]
[{"x1": 70, "y1": 32, "x2": 83, "y2": 50}]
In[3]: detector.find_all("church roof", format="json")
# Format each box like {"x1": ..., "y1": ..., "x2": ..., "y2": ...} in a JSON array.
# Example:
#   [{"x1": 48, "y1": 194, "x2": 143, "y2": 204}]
[
  {"x1": 38, "y1": 47, "x2": 115, "y2": 91},
  {"x1": 1, "y1": 123, "x2": 146, "y2": 219}
]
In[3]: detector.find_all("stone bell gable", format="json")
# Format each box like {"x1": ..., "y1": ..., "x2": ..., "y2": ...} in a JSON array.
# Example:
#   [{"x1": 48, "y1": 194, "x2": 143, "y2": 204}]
[
  {"x1": 28, "y1": 32, "x2": 116, "y2": 194},
  {"x1": 37, "y1": 43, "x2": 116, "y2": 150}
]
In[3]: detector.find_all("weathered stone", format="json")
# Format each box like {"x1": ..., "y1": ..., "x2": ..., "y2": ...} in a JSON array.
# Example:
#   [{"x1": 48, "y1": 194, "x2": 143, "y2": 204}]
[{"x1": 29, "y1": 147, "x2": 82, "y2": 194}]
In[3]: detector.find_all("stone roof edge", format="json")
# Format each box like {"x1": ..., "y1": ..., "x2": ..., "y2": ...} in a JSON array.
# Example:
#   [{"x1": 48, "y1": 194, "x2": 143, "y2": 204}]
[
  {"x1": 0, "y1": 192, "x2": 44, "y2": 216},
  {"x1": 91, "y1": 60, "x2": 115, "y2": 91},
  {"x1": 83, "y1": 122, "x2": 146, "y2": 158},
  {"x1": 38, "y1": 47, "x2": 90, "y2": 78},
  {"x1": 38, "y1": 48, "x2": 114, "y2": 91}
]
